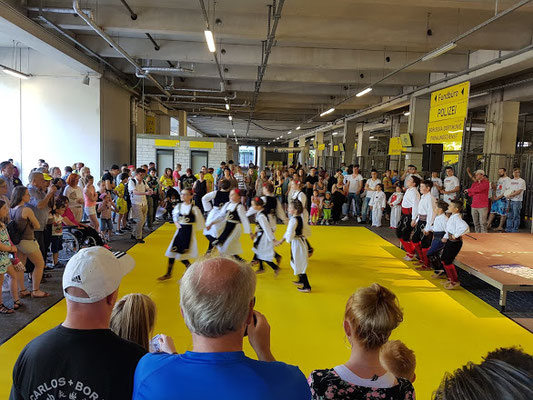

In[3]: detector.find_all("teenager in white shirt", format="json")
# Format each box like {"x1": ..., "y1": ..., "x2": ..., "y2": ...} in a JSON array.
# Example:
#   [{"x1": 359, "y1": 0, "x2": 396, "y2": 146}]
[
  {"x1": 342, "y1": 166, "x2": 363, "y2": 222},
  {"x1": 387, "y1": 185, "x2": 403, "y2": 229},
  {"x1": 426, "y1": 200, "x2": 449, "y2": 275},
  {"x1": 401, "y1": 165, "x2": 422, "y2": 189},
  {"x1": 369, "y1": 184, "x2": 386, "y2": 227},
  {"x1": 441, "y1": 200, "x2": 470, "y2": 290},
  {"x1": 441, "y1": 167, "x2": 460, "y2": 204},
  {"x1": 486, "y1": 168, "x2": 511, "y2": 231},
  {"x1": 412, "y1": 181, "x2": 436, "y2": 268},
  {"x1": 430, "y1": 171, "x2": 443, "y2": 199},
  {"x1": 505, "y1": 168, "x2": 527, "y2": 233},
  {"x1": 361, "y1": 170, "x2": 381, "y2": 224},
  {"x1": 396, "y1": 175, "x2": 421, "y2": 261}
]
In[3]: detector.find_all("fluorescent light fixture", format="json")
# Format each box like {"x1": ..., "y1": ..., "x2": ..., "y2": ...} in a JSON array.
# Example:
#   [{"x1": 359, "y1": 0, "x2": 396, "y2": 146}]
[
  {"x1": 232, "y1": 128, "x2": 235, "y2": 133},
  {"x1": 422, "y1": 42, "x2": 457, "y2": 62},
  {"x1": 369, "y1": 136, "x2": 375, "y2": 139},
  {"x1": 356, "y1": 87, "x2": 372, "y2": 97},
  {"x1": 0, "y1": 64, "x2": 31, "y2": 79},
  {"x1": 404, "y1": 111, "x2": 410, "y2": 116},
  {"x1": 288, "y1": 131, "x2": 292, "y2": 134},
  {"x1": 320, "y1": 108, "x2": 335, "y2": 117},
  {"x1": 204, "y1": 30, "x2": 216, "y2": 53},
  {"x1": 332, "y1": 132, "x2": 338, "y2": 136},
  {"x1": 296, "y1": 126, "x2": 301, "y2": 130},
  {"x1": 228, "y1": 115, "x2": 233, "y2": 121},
  {"x1": 225, "y1": 103, "x2": 230, "y2": 110}
]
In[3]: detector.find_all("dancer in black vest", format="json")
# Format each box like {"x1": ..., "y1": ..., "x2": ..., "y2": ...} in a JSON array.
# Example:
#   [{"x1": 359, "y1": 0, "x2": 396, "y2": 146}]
[
  {"x1": 249, "y1": 197, "x2": 280, "y2": 274},
  {"x1": 202, "y1": 179, "x2": 231, "y2": 254}
]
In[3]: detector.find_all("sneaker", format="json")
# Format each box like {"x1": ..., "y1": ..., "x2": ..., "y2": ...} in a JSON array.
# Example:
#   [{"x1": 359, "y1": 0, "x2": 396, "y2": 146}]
[
  {"x1": 431, "y1": 271, "x2": 445, "y2": 279},
  {"x1": 357, "y1": 216, "x2": 362, "y2": 223},
  {"x1": 320, "y1": 220, "x2": 324, "y2": 225},
  {"x1": 274, "y1": 268, "x2": 281, "y2": 277},
  {"x1": 443, "y1": 281, "x2": 460, "y2": 290},
  {"x1": 275, "y1": 254, "x2": 282, "y2": 265},
  {"x1": 157, "y1": 274, "x2": 172, "y2": 281},
  {"x1": 403, "y1": 255, "x2": 414, "y2": 261},
  {"x1": 297, "y1": 287, "x2": 311, "y2": 293},
  {"x1": 136, "y1": 239, "x2": 145, "y2": 244},
  {"x1": 255, "y1": 269, "x2": 265, "y2": 274},
  {"x1": 341, "y1": 216, "x2": 349, "y2": 222},
  {"x1": 103, "y1": 244, "x2": 113, "y2": 250},
  {"x1": 325, "y1": 220, "x2": 329, "y2": 225},
  {"x1": 292, "y1": 280, "x2": 304, "y2": 286}
]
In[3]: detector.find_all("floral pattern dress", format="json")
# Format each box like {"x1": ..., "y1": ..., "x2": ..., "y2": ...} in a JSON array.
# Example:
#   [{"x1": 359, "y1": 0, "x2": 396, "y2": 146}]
[
  {"x1": 308, "y1": 369, "x2": 415, "y2": 400},
  {"x1": 0, "y1": 224, "x2": 12, "y2": 274}
]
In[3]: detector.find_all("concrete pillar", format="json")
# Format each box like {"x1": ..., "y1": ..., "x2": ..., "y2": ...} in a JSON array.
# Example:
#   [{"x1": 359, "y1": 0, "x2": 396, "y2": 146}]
[
  {"x1": 257, "y1": 146, "x2": 266, "y2": 169},
  {"x1": 405, "y1": 97, "x2": 430, "y2": 170},
  {"x1": 178, "y1": 110, "x2": 187, "y2": 137},
  {"x1": 343, "y1": 121, "x2": 358, "y2": 164},
  {"x1": 356, "y1": 124, "x2": 369, "y2": 158}
]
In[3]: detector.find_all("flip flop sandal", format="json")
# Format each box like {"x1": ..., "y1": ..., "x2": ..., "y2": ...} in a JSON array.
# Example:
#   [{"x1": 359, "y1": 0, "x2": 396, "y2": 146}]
[
  {"x1": 20, "y1": 290, "x2": 31, "y2": 298},
  {"x1": 31, "y1": 291, "x2": 50, "y2": 298},
  {"x1": 13, "y1": 300, "x2": 21, "y2": 310},
  {"x1": 0, "y1": 304, "x2": 14, "y2": 314}
]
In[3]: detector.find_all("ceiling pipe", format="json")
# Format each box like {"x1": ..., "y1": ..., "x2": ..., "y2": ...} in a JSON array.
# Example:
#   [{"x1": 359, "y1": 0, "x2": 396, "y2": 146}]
[
  {"x1": 119, "y1": 0, "x2": 138, "y2": 20},
  {"x1": 26, "y1": 6, "x2": 93, "y2": 19},
  {"x1": 169, "y1": 82, "x2": 226, "y2": 93},
  {"x1": 141, "y1": 66, "x2": 194, "y2": 73},
  {"x1": 145, "y1": 33, "x2": 160, "y2": 51},
  {"x1": 72, "y1": 0, "x2": 170, "y2": 97},
  {"x1": 150, "y1": 92, "x2": 237, "y2": 100},
  {"x1": 163, "y1": 101, "x2": 248, "y2": 107}
]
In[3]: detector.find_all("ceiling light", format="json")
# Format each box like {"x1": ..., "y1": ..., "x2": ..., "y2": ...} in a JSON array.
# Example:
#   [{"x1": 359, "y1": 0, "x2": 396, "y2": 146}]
[
  {"x1": 204, "y1": 30, "x2": 216, "y2": 53},
  {"x1": 369, "y1": 136, "x2": 375, "y2": 139},
  {"x1": 332, "y1": 132, "x2": 338, "y2": 136},
  {"x1": 0, "y1": 64, "x2": 31, "y2": 79},
  {"x1": 356, "y1": 87, "x2": 372, "y2": 97},
  {"x1": 228, "y1": 115, "x2": 233, "y2": 121},
  {"x1": 288, "y1": 131, "x2": 292, "y2": 134},
  {"x1": 320, "y1": 108, "x2": 335, "y2": 117},
  {"x1": 232, "y1": 128, "x2": 235, "y2": 133},
  {"x1": 225, "y1": 103, "x2": 230, "y2": 110},
  {"x1": 404, "y1": 111, "x2": 410, "y2": 116},
  {"x1": 296, "y1": 126, "x2": 301, "y2": 130},
  {"x1": 422, "y1": 42, "x2": 457, "y2": 62}
]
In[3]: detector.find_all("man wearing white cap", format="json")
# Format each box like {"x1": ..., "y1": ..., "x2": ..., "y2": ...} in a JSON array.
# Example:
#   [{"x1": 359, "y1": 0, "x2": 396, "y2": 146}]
[
  {"x1": 465, "y1": 169, "x2": 490, "y2": 233},
  {"x1": 10, "y1": 247, "x2": 146, "y2": 400}
]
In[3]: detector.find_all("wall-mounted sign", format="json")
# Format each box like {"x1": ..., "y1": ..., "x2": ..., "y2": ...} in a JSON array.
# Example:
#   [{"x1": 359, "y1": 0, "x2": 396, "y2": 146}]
[
  {"x1": 426, "y1": 118, "x2": 464, "y2": 151},
  {"x1": 388, "y1": 137, "x2": 406, "y2": 156},
  {"x1": 146, "y1": 115, "x2": 156, "y2": 134},
  {"x1": 190, "y1": 141, "x2": 214, "y2": 149},
  {"x1": 333, "y1": 145, "x2": 339, "y2": 152},
  {"x1": 155, "y1": 139, "x2": 180, "y2": 147},
  {"x1": 318, "y1": 143, "x2": 325, "y2": 151}
]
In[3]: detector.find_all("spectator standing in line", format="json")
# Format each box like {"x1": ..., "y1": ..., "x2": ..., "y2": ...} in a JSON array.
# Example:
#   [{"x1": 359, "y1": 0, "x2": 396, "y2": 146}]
[
  {"x1": 102, "y1": 164, "x2": 121, "y2": 192},
  {"x1": 146, "y1": 168, "x2": 162, "y2": 228},
  {"x1": 179, "y1": 168, "x2": 197, "y2": 191},
  {"x1": 159, "y1": 168, "x2": 174, "y2": 191},
  {"x1": 255, "y1": 170, "x2": 268, "y2": 197},
  {"x1": 215, "y1": 161, "x2": 226, "y2": 189},
  {"x1": 441, "y1": 166, "x2": 460, "y2": 204},
  {"x1": 0, "y1": 161, "x2": 22, "y2": 200},
  {"x1": 8, "y1": 158, "x2": 20, "y2": 179},
  {"x1": 430, "y1": 171, "x2": 443, "y2": 199},
  {"x1": 192, "y1": 171, "x2": 208, "y2": 212},
  {"x1": 172, "y1": 163, "x2": 182, "y2": 188},
  {"x1": 401, "y1": 165, "x2": 422, "y2": 189},
  {"x1": 129, "y1": 168, "x2": 152, "y2": 244},
  {"x1": 361, "y1": 169, "x2": 381, "y2": 224},
  {"x1": 0, "y1": 178, "x2": 10, "y2": 207},
  {"x1": 9, "y1": 247, "x2": 146, "y2": 400},
  {"x1": 391, "y1": 170, "x2": 399, "y2": 185},
  {"x1": 331, "y1": 175, "x2": 347, "y2": 223},
  {"x1": 382, "y1": 170, "x2": 395, "y2": 218},
  {"x1": 342, "y1": 165, "x2": 363, "y2": 222},
  {"x1": 62, "y1": 166, "x2": 73, "y2": 181},
  {"x1": 196, "y1": 166, "x2": 214, "y2": 193},
  {"x1": 486, "y1": 167, "x2": 511, "y2": 231},
  {"x1": 465, "y1": 169, "x2": 490, "y2": 233},
  {"x1": 64, "y1": 173, "x2": 84, "y2": 222},
  {"x1": 304, "y1": 168, "x2": 319, "y2": 213},
  {"x1": 505, "y1": 168, "x2": 527, "y2": 233},
  {"x1": 133, "y1": 257, "x2": 311, "y2": 399}
]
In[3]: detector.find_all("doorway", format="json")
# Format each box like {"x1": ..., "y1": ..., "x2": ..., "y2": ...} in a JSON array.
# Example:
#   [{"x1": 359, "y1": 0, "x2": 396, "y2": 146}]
[
  {"x1": 191, "y1": 150, "x2": 208, "y2": 174},
  {"x1": 156, "y1": 149, "x2": 174, "y2": 177}
]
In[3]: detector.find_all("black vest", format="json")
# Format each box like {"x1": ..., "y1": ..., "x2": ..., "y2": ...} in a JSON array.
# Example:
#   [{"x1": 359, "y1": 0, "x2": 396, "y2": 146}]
[
  {"x1": 226, "y1": 205, "x2": 241, "y2": 223},
  {"x1": 213, "y1": 191, "x2": 230, "y2": 208},
  {"x1": 264, "y1": 196, "x2": 277, "y2": 215},
  {"x1": 295, "y1": 216, "x2": 303, "y2": 236},
  {"x1": 177, "y1": 204, "x2": 196, "y2": 224}
]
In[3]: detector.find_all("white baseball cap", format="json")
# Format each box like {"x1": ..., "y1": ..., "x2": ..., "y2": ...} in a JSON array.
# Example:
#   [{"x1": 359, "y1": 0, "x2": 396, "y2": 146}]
[
  {"x1": 62, "y1": 247, "x2": 135, "y2": 303},
  {"x1": 474, "y1": 169, "x2": 485, "y2": 176}
]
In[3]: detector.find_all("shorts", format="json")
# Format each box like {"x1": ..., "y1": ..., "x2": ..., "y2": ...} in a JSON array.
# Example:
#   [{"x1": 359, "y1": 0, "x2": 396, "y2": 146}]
[
  {"x1": 16, "y1": 239, "x2": 40, "y2": 255},
  {"x1": 490, "y1": 198, "x2": 507, "y2": 216},
  {"x1": 84, "y1": 206, "x2": 97, "y2": 216},
  {"x1": 100, "y1": 218, "x2": 113, "y2": 231},
  {"x1": 51, "y1": 236, "x2": 63, "y2": 253}
]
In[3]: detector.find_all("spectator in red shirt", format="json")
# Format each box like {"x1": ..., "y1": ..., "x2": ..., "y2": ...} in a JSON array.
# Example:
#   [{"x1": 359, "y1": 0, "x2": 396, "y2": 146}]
[
  {"x1": 173, "y1": 164, "x2": 182, "y2": 187},
  {"x1": 465, "y1": 170, "x2": 490, "y2": 233}
]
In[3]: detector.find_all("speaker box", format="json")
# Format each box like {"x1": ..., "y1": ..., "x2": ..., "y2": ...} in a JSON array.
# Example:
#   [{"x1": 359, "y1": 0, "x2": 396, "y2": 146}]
[{"x1": 422, "y1": 143, "x2": 444, "y2": 172}]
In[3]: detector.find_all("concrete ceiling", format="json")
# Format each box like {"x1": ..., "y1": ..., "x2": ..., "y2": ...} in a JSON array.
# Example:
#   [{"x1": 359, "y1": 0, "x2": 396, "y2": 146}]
[{"x1": 6, "y1": 0, "x2": 533, "y2": 140}]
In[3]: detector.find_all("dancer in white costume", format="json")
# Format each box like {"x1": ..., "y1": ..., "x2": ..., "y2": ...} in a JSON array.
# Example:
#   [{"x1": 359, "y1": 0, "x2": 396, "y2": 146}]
[
  {"x1": 289, "y1": 180, "x2": 314, "y2": 256},
  {"x1": 158, "y1": 189, "x2": 205, "y2": 280},
  {"x1": 388, "y1": 185, "x2": 403, "y2": 229},
  {"x1": 211, "y1": 189, "x2": 251, "y2": 261},
  {"x1": 202, "y1": 179, "x2": 231, "y2": 254},
  {"x1": 369, "y1": 184, "x2": 387, "y2": 227},
  {"x1": 276, "y1": 200, "x2": 311, "y2": 293},
  {"x1": 249, "y1": 197, "x2": 280, "y2": 275}
]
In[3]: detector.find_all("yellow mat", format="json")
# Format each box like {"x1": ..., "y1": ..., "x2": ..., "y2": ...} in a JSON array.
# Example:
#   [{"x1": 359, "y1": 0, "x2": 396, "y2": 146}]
[{"x1": 1, "y1": 225, "x2": 532, "y2": 399}]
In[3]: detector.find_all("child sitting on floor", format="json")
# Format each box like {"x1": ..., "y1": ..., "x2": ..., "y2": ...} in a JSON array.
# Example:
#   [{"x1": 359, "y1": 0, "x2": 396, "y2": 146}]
[{"x1": 380, "y1": 340, "x2": 416, "y2": 382}]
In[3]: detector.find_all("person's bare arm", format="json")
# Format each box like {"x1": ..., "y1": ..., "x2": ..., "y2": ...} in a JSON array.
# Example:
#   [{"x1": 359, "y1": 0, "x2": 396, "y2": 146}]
[
  {"x1": 35, "y1": 186, "x2": 56, "y2": 209},
  {"x1": 22, "y1": 207, "x2": 40, "y2": 230}
]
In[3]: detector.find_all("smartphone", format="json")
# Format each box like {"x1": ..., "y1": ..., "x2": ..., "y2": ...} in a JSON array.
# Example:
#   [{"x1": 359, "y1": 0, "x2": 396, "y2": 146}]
[{"x1": 150, "y1": 334, "x2": 162, "y2": 353}]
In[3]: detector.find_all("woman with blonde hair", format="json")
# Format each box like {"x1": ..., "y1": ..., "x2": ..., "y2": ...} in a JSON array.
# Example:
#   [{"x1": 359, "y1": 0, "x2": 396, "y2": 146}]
[
  {"x1": 110, "y1": 293, "x2": 157, "y2": 352},
  {"x1": 308, "y1": 284, "x2": 415, "y2": 399}
]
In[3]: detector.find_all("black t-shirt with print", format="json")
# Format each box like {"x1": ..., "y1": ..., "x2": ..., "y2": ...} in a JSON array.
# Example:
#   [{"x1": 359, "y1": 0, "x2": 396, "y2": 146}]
[
  {"x1": 10, "y1": 325, "x2": 146, "y2": 400},
  {"x1": 179, "y1": 174, "x2": 197, "y2": 190},
  {"x1": 101, "y1": 172, "x2": 114, "y2": 191}
]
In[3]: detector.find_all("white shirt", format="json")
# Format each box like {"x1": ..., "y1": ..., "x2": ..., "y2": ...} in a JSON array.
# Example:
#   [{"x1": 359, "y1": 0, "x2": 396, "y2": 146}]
[
  {"x1": 283, "y1": 215, "x2": 311, "y2": 243},
  {"x1": 365, "y1": 178, "x2": 382, "y2": 198},
  {"x1": 256, "y1": 212, "x2": 275, "y2": 242},
  {"x1": 417, "y1": 193, "x2": 436, "y2": 232},
  {"x1": 443, "y1": 176, "x2": 460, "y2": 203},
  {"x1": 508, "y1": 178, "x2": 526, "y2": 202},
  {"x1": 430, "y1": 177, "x2": 443, "y2": 198},
  {"x1": 369, "y1": 191, "x2": 386, "y2": 209},
  {"x1": 344, "y1": 174, "x2": 363, "y2": 193},
  {"x1": 128, "y1": 178, "x2": 148, "y2": 206},
  {"x1": 401, "y1": 187, "x2": 420, "y2": 221},
  {"x1": 403, "y1": 173, "x2": 422, "y2": 187},
  {"x1": 333, "y1": 365, "x2": 397, "y2": 389},
  {"x1": 495, "y1": 176, "x2": 511, "y2": 198},
  {"x1": 430, "y1": 213, "x2": 448, "y2": 233},
  {"x1": 444, "y1": 213, "x2": 470, "y2": 239}
]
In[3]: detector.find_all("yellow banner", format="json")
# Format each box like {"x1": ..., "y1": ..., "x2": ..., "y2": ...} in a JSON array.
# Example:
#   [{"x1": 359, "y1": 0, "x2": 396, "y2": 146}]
[
  {"x1": 443, "y1": 154, "x2": 459, "y2": 165},
  {"x1": 388, "y1": 137, "x2": 405, "y2": 156},
  {"x1": 145, "y1": 116, "x2": 156, "y2": 134},
  {"x1": 288, "y1": 153, "x2": 294, "y2": 160},
  {"x1": 430, "y1": 82, "x2": 470, "y2": 109},
  {"x1": 317, "y1": 143, "x2": 325, "y2": 151},
  {"x1": 155, "y1": 139, "x2": 180, "y2": 147},
  {"x1": 333, "y1": 145, "x2": 339, "y2": 152},
  {"x1": 190, "y1": 141, "x2": 214, "y2": 149},
  {"x1": 429, "y1": 100, "x2": 468, "y2": 123},
  {"x1": 426, "y1": 118, "x2": 464, "y2": 151}
]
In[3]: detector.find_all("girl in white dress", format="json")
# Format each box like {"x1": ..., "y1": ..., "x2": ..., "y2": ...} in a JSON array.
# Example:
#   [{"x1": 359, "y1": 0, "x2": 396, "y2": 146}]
[
  {"x1": 212, "y1": 189, "x2": 251, "y2": 261},
  {"x1": 275, "y1": 200, "x2": 311, "y2": 293},
  {"x1": 290, "y1": 180, "x2": 314, "y2": 257},
  {"x1": 388, "y1": 185, "x2": 403, "y2": 229},
  {"x1": 158, "y1": 189, "x2": 205, "y2": 280},
  {"x1": 249, "y1": 197, "x2": 280, "y2": 275},
  {"x1": 202, "y1": 179, "x2": 231, "y2": 254}
]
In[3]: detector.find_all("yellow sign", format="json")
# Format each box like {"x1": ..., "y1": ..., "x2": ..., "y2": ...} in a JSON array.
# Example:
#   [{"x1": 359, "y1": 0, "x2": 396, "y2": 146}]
[
  {"x1": 333, "y1": 145, "x2": 339, "y2": 152},
  {"x1": 288, "y1": 153, "x2": 294, "y2": 160},
  {"x1": 430, "y1": 82, "x2": 470, "y2": 109},
  {"x1": 426, "y1": 118, "x2": 464, "y2": 151},
  {"x1": 317, "y1": 143, "x2": 325, "y2": 151},
  {"x1": 354, "y1": 143, "x2": 357, "y2": 150},
  {"x1": 145, "y1": 116, "x2": 156, "y2": 134},
  {"x1": 443, "y1": 154, "x2": 459, "y2": 165},
  {"x1": 388, "y1": 137, "x2": 406, "y2": 156},
  {"x1": 190, "y1": 141, "x2": 214, "y2": 149},
  {"x1": 429, "y1": 101, "x2": 468, "y2": 123},
  {"x1": 155, "y1": 139, "x2": 180, "y2": 147}
]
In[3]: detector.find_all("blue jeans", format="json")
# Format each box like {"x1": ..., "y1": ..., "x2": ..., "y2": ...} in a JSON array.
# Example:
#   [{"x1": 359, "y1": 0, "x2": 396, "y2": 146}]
[
  {"x1": 506, "y1": 201, "x2": 522, "y2": 232},
  {"x1": 346, "y1": 192, "x2": 361, "y2": 216},
  {"x1": 361, "y1": 196, "x2": 372, "y2": 222}
]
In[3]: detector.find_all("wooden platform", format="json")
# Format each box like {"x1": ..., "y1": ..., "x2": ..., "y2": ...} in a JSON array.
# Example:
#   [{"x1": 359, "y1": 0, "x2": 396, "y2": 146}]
[{"x1": 455, "y1": 233, "x2": 533, "y2": 311}]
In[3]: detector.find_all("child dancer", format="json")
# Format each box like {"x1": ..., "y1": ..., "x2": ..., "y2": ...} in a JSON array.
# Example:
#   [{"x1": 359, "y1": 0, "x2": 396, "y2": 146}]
[
  {"x1": 212, "y1": 189, "x2": 251, "y2": 261},
  {"x1": 310, "y1": 189, "x2": 321, "y2": 225},
  {"x1": 159, "y1": 188, "x2": 205, "y2": 280},
  {"x1": 396, "y1": 176, "x2": 421, "y2": 261},
  {"x1": 321, "y1": 191, "x2": 333, "y2": 225},
  {"x1": 441, "y1": 200, "x2": 469, "y2": 289},
  {"x1": 388, "y1": 185, "x2": 403, "y2": 229},
  {"x1": 369, "y1": 184, "x2": 386, "y2": 227},
  {"x1": 250, "y1": 197, "x2": 280, "y2": 275},
  {"x1": 275, "y1": 200, "x2": 311, "y2": 293},
  {"x1": 202, "y1": 179, "x2": 231, "y2": 254},
  {"x1": 426, "y1": 200, "x2": 449, "y2": 276},
  {"x1": 256, "y1": 182, "x2": 286, "y2": 264},
  {"x1": 412, "y1": 180, "x2": 436, "y2": 266},
  {"x1": 114, "y1": 173, "x2": 129, "y2": 233},
  {"x1": 290, "y1": 180, "x2": 314, "y2": 256},
  {"x1": 98, "y1": 192, "x2": 117, "y2": 243}
]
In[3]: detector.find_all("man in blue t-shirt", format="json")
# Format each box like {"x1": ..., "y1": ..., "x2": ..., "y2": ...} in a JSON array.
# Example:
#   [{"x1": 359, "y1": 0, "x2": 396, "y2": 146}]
[{"x1": 133, "y1": 257, "x2": 311, "y2": 400}]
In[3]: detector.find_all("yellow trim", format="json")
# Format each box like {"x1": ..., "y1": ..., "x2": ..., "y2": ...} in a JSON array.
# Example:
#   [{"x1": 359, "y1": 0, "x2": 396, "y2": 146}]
[
  {"x1": 190, "y1": 141, "x2": 214, "y2": 149},
  {"x1": 154, "y1": 139, "x2": 180, "y2": 147}
]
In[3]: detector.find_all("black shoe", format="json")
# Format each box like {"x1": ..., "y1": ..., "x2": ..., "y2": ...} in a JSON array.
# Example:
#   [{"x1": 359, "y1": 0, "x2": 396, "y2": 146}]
[
  {"x1": 297, "y1": 287, "x2": 311, "y2": 293},
  {"x1": 136, "y1": 239, "x2": 145, "y2": 244}
]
